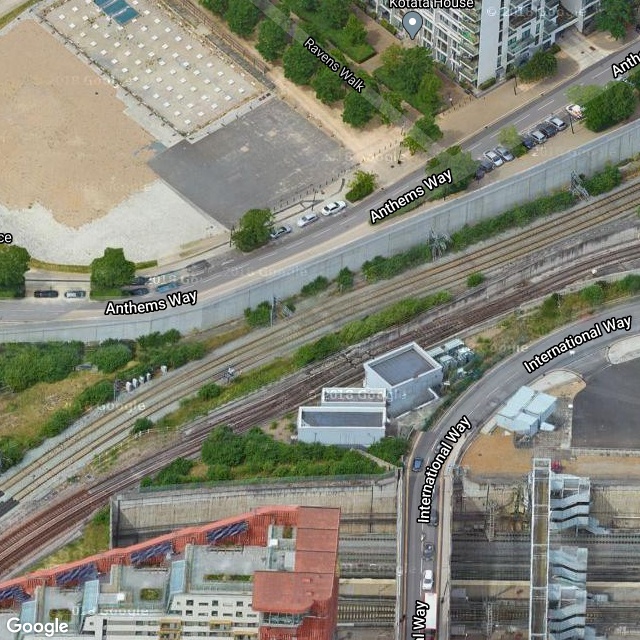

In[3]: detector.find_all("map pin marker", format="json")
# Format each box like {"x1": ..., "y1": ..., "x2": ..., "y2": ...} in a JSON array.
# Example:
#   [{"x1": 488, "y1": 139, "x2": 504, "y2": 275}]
[{"x1": 402, "y1": 11, "x2": 423, "y2": 40}]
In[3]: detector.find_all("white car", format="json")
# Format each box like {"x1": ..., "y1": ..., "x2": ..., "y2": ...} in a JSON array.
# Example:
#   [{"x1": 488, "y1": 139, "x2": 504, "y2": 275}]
[
  {"x1": 422, "y1": 569, "x2": 433, "y2": 592},
  {"x1": 565, "y1": 104, "x2": 583, "y2": 120},
  {"x1": 296, "y1": 213, "x2": 318, "y2": 228},
  {"x1": 321, "y1": 200, "x2": 347, "y2": 216},
  {"x1": 483, "y1": 150, "x2": 504, "y2": 167}
]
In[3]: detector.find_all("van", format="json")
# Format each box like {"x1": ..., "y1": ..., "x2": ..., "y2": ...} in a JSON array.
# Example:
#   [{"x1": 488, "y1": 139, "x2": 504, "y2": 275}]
[{"x1": 530, "y1": 130, "x2": 547, "y2": 145}]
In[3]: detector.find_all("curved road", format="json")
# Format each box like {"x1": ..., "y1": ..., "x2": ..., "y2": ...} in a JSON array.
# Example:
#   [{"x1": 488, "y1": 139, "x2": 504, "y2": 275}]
[
  {"x1": 2, "y1": 39, "x2": 638, "y2": 327},
  {"x1": 402, "y1": 300, "x2": 640, "y2": 639}
]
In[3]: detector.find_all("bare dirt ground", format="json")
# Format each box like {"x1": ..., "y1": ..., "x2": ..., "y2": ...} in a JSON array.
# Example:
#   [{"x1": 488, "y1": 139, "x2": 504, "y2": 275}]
[{"x1": 0, "y1": 20, "x2": 155, "y2": 226}]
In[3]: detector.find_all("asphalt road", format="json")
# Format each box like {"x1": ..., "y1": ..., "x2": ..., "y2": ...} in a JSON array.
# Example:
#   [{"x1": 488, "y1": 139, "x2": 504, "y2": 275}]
[
  {"x1": 402, "y1": 301, "x2": 640, "y2": 639},
  {"x1": 2, "y1": 39, "x2": 639, "y2": 327}
]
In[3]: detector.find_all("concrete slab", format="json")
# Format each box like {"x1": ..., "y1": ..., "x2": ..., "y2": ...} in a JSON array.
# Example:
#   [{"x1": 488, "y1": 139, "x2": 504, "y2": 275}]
[
  {"x1": 148, "y1": 99, "x2": 353, "y2": 229},
  {"x1": 571, "y1": 359, "x2": 640, "y2": 449}
]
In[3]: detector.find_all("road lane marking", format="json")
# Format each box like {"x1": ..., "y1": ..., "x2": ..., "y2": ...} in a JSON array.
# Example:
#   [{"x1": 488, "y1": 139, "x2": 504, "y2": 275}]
[{"x1": 537, "y1": 99, "x2": 554, "y2": 110}]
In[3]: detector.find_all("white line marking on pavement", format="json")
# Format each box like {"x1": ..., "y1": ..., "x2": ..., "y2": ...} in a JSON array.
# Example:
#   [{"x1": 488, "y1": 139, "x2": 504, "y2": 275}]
[
  {"x1": 467, "y1": 142, "x2": 481, "y2": 150},
  {"x1": 513, "y1": 114, "x2": 528, "y2": 124},
  {"x1": 537, "y1": 99, "x2": 554, "y2": 110},
  {"x1": 317, "y1": 227, "x2": 332, "y2": 235},
  {"x1": 289, "y1": 240, "x2": 304, "y2": 248},
  {"x1": 593, "y1": 68, "x2": 608, "y2": 78}
]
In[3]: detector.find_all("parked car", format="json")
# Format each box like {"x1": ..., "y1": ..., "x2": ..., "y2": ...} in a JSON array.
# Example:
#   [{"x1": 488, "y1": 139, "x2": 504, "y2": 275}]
[
  {"x1": 430, "y1": 509, "x2": 439, "y2": 526},
  {"x1": 423, "y1": 543, "x2": 434, "y2": 560},
  {"x1": 321, "y1": 201, "x2": 347, "y2": 216},
  {"x1": 521, "y1": 135, "x2": 537, "y2": 150},
  {"x1": 422, "y1": 569, "x2": 434, "y2": 592},
  {"x1": 546, "y1": 116, "x2": 568, "y2": 131},
  {"x1": 537, "y1": 122, "x2": 557, "y2": 138},
  {"x1": 64, "y1": 290, "x2": 86, "y2": 298},
  {"x1": 269, "y1": 225, "x2": 292, "y2": 240},
  {"x1": 565, "y1": 104, "x2": 584, "y2": 120},
  {"x1": 412, "y1": 457, "x2": 424, "y2": 472},
  {"x1": 475, "y1": 166, "x2": 486, "y2": 181},
  {"x1": 131, "y1": 276, "x2": 149, "y2": 285},
  {"x1": 483, "y1": 150, "x2": 504, "y2": 167},
  {"x1": 530, "y1": 129, "x2": 547, "y2": 145},
  {"x1": 478, "y1": 157, "x2": 494, "y2": 173},
  {"x1": 156, "y1": 282, "x2": 180, "y2": 293},
  {"x1": 297, "y1": 213, "x2": 318, "y2": 228},
  {"x1": 126, "y1": 287, "x2": 149, "y2": 296},
  {"x1": 34, "y1": 290, "x2": 59, "y2": 298},
  {"x1": 494, "y1": 145, "x2": 514, "y2": 162}
]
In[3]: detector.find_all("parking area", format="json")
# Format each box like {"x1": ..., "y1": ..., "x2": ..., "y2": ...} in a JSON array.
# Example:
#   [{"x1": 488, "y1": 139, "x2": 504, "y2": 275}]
[
  {"x1": 149, "y1": 98, "x2": 354, "y2": 229},
  {"x1": 572, "y1": 359, "x2": 640, "y2": 449},
  {"x1": 43, "y1": 0, "x2": 258, "y2": 134}
]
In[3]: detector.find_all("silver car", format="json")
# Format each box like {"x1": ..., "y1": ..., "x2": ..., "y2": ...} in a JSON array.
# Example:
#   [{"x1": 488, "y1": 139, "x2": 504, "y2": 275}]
[
  {"x1": 296, "y1": 213, "x2": 318, "y2": 228},
  {"x1": 494, "y1": 145, "x2": 514, "y2": 162},
  {"x1": 483, "y1": 150, "x2": 504, "y2": 167}
]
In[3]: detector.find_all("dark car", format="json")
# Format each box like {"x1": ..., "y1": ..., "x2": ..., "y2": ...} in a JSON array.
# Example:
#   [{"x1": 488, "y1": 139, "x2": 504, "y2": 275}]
[
  {"x1": 131, "y1": 276, "x2": 149, "y2": 286},
  {"x1": 429, "y1": 509, "x2": 439, "y2": 526},
  {"x1": 412, "y1": 457, "x2": 425, "y2": 472},
  {"x1": 64, "y1": 290, "x2": 86, "y2": 298},
  {"x1": 126, "y1": 287, "x2": 149, "y2": 296},
  {"x1": 521, "y1": 135, "x2": 536, "y2": 150},
  {"x1": 475, "y1": 166, "x2": 485, "y2": 181},
  {"x1": 34, "y1": 289, "x2": 59, "y2": 298},
  {"x1": 538, "y1": 122, "x2": 557, "y2": 138},
  {"x1": 478, "y1": 158, "x2": 494, "y2": 173},
  {"x1": 156, "y1": 282, "x2": 180, "y2": 293},
  {"x1": 423, "y1": 542, "x2": 434, "y2": 560}
]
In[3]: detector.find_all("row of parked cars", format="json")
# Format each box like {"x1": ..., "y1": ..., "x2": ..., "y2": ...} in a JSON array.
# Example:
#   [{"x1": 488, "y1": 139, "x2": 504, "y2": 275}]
[
  {"x1": 476, "y1": 104, "x2": 583, "y2": 179},
  {"x1": 269, "y1": 200, "x2": 348, "y2": 239}
]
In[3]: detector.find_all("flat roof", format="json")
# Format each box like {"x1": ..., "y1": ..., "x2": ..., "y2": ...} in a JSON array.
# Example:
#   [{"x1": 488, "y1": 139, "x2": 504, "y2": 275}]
[
  {"x1": 299, "y1": 406, "x2": 385, "y2": 428},
  {"x1": 525, "y1": 392, "x2": 556, "y2": 416},
  {"x1": 366, "y1": 342, "x2": 438, "y2": 386}
]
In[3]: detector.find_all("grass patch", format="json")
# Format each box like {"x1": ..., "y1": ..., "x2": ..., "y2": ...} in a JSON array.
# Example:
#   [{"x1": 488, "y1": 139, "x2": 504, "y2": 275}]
[{"x1": 0, "y1": 0, "x2": 38, "y2": 28}]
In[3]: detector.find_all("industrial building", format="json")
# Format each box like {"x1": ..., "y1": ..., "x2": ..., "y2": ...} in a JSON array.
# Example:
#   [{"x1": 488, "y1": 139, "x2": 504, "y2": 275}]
[
  {"x1": 297, "y1": 405, "x2": 387, "y2": 447},
  {"x1": 496, "y1": 386, "x2": 556, "y2": 435},
  {"x1": 0, "y1": 506, "x2": 340, "y2": 640},
  {"x1": 366, "y1": 0, "x2": 601, "y2": 88},
  {"x1": 364, "y1": 342, "x2": 442, "y2": 417}
]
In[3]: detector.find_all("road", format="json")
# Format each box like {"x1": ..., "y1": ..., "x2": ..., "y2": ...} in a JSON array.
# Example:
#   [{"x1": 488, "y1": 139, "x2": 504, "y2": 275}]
[
  {"x1": 402, "y1": 301, "x2": 640, "y2": 639},
  {"x1": 2, "y1": 38, "x2": 639, "y2": 326}
]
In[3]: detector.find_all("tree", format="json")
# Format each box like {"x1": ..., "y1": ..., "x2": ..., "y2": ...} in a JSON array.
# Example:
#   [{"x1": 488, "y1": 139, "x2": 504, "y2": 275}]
[
  {"x1": 402, "y1": 115, "x2": 442, "y2": 154},
  {"x1": 345, "y1": 170, "x2": 377, "y2": 201},
  {"x1": 319, "y1": 0, "x2": 349, "y2": 28},
  {"x1": 580, "y1": 284, "x2": 605, "y2": 308},
  {"x1": 256, "y1": 16, "x2": 289, "y2": 61},
  {"x1": 398, "y1": 47, "x2": 433, "y2": 94},
  {"x1": 628, "y1": 68, "x2": 640, "y2": 92},
  {"x1": 342, "y1": 76, "x2": 376, "y2": 127},
  {"x1": 378, "y1": 91, "x2": 404, "y2": 125},
  {"x1": 517, "y1": 49, "x2": 557, "y2": 82},
  {"x1": 425, "y1": 146, "x2": 478, "y2": 199},
  {"x1": 92, "y1": 342, "x2": 132, "y2": 373},
  {"x1": 201, "y1": 0, "x2": 228, "y2": 15},
  {"x1": 584, "y1": 82, "x2": 636, "y2": 132},
  {"x1": 0, "y1": 244, "x2": 30, "y2": 292},
  {"x1": 566, "y1": 84, "x2": 604, "y2": 107},
  {"x1": 596, "y1": 0, "x2": 633, "y2": 39},
  {"x1": 498, "y1": 125, "x2": 522, "y2": 151},
  {"x1": 282, "y1": 42, "x2": 319, "y2": 84},
  {"x1": 231, "y1": 208, "x2": 274, "y2": 252},
  {"x1": 224, "y1": 0, "x2": 261, "y2": 38},
  {"x1": 416, "y1": 73, "x2": 442, "y2": 114},
  {"x1": 90, "y1": 248, "x2": 135, "y2": 290},
  {"x1": 343, "y1": 14, "x2": 367, "y2": 46},
  {"x1": 312, "y1": 66, "x2": 346, "y2": 104},
  {"x1": 201, "y1": 425, "x2": 245, "y2": 467}
]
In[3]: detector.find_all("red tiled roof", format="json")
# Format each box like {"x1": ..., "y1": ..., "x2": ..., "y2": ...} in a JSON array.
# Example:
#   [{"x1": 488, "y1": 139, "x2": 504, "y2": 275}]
[{"x1": 252, "y1": 572, "x2": 335, "y2": 614}]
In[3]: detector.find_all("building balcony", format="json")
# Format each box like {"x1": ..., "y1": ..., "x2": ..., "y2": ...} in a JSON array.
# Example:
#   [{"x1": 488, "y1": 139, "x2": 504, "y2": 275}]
[
  {"x1": 458, "y1": 38, "x2": 478, "y2": 57},
  {"x1": 509, "y1": 12, "x2": 535, "y2": 30},
  {"x1": 459, "y1": 30, "x2": 479, "y2": 46},
  {"x1": 459, "y1": 56, "x2": 478, "y2": 72},
  {"x1": 459, "y1": 68, "x2": 477, "y2": 85},
  {"x1": 460, "y1": 16, "x2": 480, "y2": 34},
  {"x1": 507, "y1": 34, "x2": 535, "y2": 55}
]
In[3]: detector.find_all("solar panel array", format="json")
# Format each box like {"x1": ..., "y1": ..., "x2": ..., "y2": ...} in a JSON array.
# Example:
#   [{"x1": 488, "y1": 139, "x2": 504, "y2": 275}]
[
  {"x1": 0, "y1": 586, "x2": 29, "y2": 603},
  {"x1": 206, "y1": 520, "x2": 248, "y2": 544},
  {"x1": 130, "y1": 540, "x2": 172, "y2": 565},
  {"x1": 93, "y1": 0, "x2": 138, "y2": 25},
  {"x1": 56, "y1": 563, "x2": 98, "y2": 586}
]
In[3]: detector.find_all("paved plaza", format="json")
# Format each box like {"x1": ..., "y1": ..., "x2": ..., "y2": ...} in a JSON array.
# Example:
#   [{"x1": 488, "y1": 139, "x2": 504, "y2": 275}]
[
  {"x1": 43, "y1": 0, "x2": 259, "y2": 134},
  {"x1": 149, "y1": 98, "x2": 355, "y2": 229}
]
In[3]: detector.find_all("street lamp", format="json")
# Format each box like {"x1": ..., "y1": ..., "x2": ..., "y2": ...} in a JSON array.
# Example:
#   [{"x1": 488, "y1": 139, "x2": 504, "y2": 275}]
[{"x1": 569, "y1": 111, "x2": 574, "y2": 134}]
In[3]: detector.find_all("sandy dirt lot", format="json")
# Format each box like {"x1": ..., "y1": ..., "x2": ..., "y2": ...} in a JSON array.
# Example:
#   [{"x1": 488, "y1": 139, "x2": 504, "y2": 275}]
[{"x1": 0, "y1": 20, "x2": 155, "y2": 226}]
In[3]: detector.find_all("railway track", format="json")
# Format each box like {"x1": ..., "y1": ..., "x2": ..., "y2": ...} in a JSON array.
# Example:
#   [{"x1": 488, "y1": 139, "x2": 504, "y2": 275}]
[
  {"x1": 0, "y1": 204, "x2": 638, "y2": 574},
  {"x1": 2, "y1": 181, "x2": 637, "y2": 508},
  {"x1": 338, "y1": 598, "x2": 395, "y2": 624}
]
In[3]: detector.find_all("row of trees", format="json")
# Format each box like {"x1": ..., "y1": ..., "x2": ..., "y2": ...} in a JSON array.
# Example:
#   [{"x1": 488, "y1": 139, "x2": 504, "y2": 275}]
[{"x1": 567, "y1": 81, "x2": 637, "y2": 133}]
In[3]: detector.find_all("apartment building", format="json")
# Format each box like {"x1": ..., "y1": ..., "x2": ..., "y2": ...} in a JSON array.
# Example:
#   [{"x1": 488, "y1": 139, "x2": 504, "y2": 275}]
[
  {"x1": 368, "y1": 0, "x2": 601, "y2": 87},
  {"x1": 0, "y1": 506, "x2": 340, "y2": 640}
]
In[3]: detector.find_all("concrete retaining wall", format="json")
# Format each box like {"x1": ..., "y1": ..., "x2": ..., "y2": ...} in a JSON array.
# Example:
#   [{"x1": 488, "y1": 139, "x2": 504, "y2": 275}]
[
  {"x1": 4, "y1": 119, "x2": 640, "y2": 343},
  {"x1": 111, "y1": 473, "x2": 398, "y2": 546}
]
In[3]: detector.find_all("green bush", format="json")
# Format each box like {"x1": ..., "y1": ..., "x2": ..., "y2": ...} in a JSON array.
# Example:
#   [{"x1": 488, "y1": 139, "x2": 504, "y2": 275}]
[
  {"x1": 380, "y1": 19, "x2": 396, "y2": 34},
  {"x1": 367, "y1": 437, "x2": 408, "y2": 465},
  {"x1": 131, "y1": 417, "x2": 154, "y2": 435},
  {"x1": 346, "y1": 170, "x2": 377, "y2": 202},
  {"x1": 336, "y1": 267, "x2": 354, "y2": 291},
  {"x1": 137, "y1": 329, "x2": 181, "y2": 351},
  {"x1": 582, "y1": 165, "x2": 622, "y2": 196},
  {"x1": 77, "y1": 380, "x2": 114, "y2": 408},
  {"x1": 294, "y1": 334, "x2": 343, "y2": 367},
  {"x1": 41, "y1": 407, "x2": 82, "y2": 438},
  {"x1": 300, "y1": 276, "x2": 330, "y2": 297},
  {"x1": 467, "y1": 272, "x2": 485, "y2": 287},
  {"x1": 91, "y1": 342, "x2": 132, "y2": 373},
  {"x1": 479, "y1": 77, "x2": 496, "y2": 90},
  {"x1": 198, "y1": 382, "x2": 222, "y2": 400},
  {"x1": 244, "y1": 301, "x2": 272, "y2": 328}
]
